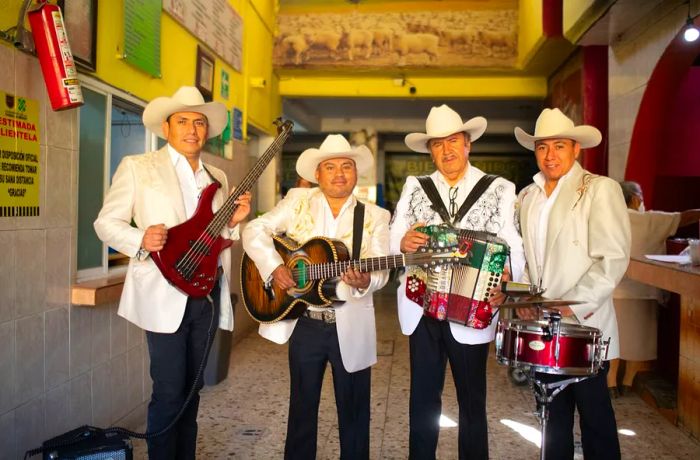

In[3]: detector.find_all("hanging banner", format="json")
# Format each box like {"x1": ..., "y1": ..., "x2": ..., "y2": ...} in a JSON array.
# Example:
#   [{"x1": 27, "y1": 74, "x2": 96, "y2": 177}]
[{"x1": 0, "y1": 92, "x2": 41, "y2": 217}]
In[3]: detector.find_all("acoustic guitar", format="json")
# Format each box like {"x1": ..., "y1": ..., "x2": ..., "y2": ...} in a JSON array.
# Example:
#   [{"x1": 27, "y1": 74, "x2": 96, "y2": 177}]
[
  {"x1": 240, "y1": 235, "x2": 463, "y2": 323},
  {"x1": 151, "y1": 119, "x2": 293, "y2": 297}
]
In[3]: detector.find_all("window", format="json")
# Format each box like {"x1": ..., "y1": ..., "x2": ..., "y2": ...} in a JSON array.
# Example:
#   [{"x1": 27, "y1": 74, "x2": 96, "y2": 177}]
[{"x1": 76, "y1": 79, "x2": 154, "y2": 279}]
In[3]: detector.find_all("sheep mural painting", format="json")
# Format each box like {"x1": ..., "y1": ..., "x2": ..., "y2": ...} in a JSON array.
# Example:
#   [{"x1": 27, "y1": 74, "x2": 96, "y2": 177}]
[{"x1": 273, "y1": 3, "x2": 518, "y2": 69}]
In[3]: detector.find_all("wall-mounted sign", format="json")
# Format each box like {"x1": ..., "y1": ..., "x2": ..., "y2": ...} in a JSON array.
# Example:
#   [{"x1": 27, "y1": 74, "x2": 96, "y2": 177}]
[
  {"x1": 123, "y1": 0, "x2": 161, "y2": 77},
  {"x1": 163, "y1": 0, "x2": 243, "y2": 72},
  {"x1": 232, "y1": 108, "x2": 243, "y2": 141},
  {"x1": 220, "y1": 69, "x2": 230, "y2": 100},
  {"x1": 0, "y1": 92, "x2": 41, "y2": 217}
]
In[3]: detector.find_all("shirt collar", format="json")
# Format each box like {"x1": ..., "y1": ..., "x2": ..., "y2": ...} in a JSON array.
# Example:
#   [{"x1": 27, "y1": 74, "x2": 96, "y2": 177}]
[
  {"x1": 432, "y1": 162, "x2": 472, "y2": 188},
  {"x1": 532, "y1": 164, "x2": 576, "y2": 195},
  {"x1": 320, "y1": 193, "x2": 356, "y2": 217},
  {"x1": 167, "y1": 144, "x2": 203, "y2": 173}
]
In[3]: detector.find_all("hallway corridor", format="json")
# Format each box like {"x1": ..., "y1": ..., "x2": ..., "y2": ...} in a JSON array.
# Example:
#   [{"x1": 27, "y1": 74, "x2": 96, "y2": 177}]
[{"x1": 133, "y1": 283, "x2": 700, "y2": 459}]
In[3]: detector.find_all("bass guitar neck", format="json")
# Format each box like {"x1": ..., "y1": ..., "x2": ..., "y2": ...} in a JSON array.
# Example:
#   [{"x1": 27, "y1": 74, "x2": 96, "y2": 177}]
[{"x1": 151, "y1": 119, "x2": 294, "y2": 297}]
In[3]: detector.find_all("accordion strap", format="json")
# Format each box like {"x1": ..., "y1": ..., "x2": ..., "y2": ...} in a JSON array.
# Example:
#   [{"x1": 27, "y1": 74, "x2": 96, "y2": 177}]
[{"x1": 416, "y1": 174, "x2": 499, "y2": 225}]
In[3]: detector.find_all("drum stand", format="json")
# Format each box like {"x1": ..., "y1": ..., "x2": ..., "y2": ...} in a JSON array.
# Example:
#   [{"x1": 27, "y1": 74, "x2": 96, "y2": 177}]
[
  {"x1": 527, "y1": 370, "x2": 591, "y2": 460},
  {"x1": 527, "y1": 310, "x2": 591, "y2": 460}
]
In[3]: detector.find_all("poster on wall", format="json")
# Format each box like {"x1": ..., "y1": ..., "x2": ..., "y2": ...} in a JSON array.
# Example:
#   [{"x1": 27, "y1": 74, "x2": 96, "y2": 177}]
[
  {"x1": 0, "y1": 92, "x2": 41, "y2": 217},
  {"x1": 275, "y1": 1, "x2": 518, "y2": 69},
  {"x1": 123, "y1": 0, "x2": 161, "y2": 77},
  {"x1": 162, "y1": 0, "x2": 243, "y2": 72}
]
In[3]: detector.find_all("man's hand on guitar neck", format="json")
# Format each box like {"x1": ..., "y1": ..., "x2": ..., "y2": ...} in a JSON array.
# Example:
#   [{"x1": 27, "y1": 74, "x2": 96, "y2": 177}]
[
  {"x1": 142, "y1": 224, "x2": 168, "y2": 252},
  {"x1": 228, "y1": 191, "x2": 252, "y2": 228},
  {"x1": 341, "y1": 267, "x2": 370, "y2": 290}
]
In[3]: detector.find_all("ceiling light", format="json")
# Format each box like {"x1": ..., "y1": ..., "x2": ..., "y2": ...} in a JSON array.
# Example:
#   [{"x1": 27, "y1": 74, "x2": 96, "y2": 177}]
[{"x1": 684, "y1": 20, "x2": 699, "y2": 42}]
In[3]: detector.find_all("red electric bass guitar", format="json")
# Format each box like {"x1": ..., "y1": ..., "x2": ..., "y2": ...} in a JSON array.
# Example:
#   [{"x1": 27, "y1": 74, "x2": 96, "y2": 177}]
[{"x1": 151, "y1": 119, "x2": 294, "y2": 297}]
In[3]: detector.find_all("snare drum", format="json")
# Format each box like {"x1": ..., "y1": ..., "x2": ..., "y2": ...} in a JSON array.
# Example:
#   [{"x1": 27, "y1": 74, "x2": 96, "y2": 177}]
[{"x1": 495, "y1": 319, "x2": 605, "y2": 376}]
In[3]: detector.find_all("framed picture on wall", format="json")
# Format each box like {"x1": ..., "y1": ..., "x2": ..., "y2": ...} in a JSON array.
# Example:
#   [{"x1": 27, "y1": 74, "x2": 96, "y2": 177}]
[
  {"x1": 196, "y1": 46, "x2": 215, "y2": 102},
  {"x1": 58, "y1": 0, "x2": 98, "y2": 71}
]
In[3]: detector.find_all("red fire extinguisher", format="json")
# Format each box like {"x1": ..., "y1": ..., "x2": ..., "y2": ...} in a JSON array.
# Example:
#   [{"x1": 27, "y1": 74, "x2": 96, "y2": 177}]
[{"x1": 27, "y1": 0, "x2": 84, "y2": 111}]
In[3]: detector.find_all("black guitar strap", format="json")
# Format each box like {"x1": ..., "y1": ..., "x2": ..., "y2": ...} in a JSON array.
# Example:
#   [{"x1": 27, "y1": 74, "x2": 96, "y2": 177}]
[
  {"x1": 352, "y1": 201, "x2": 365, "y2": 259},
  {"x1": 416, "y1": 174, "x2": 498, "y2": 225}
]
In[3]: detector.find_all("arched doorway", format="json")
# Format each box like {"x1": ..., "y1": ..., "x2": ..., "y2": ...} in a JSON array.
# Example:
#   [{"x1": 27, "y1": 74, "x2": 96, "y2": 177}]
[{"x1": 625, "y1": 19, "x2": 700, "y2": 222}]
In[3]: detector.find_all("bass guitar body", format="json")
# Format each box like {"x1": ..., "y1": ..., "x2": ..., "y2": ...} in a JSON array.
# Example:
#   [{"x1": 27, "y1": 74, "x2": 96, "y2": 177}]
[
  {"x1": 241, "y1": 236, "x2": 347, "y2": 323},
  {"x1": 151, "y1": 183, "x2": 232, "y2": 297}
]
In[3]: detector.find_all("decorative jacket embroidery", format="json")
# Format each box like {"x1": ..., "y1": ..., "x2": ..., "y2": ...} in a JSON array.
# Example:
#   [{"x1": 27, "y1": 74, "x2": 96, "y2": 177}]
[{"x1": 573, "y1": 173, "x2": 597, "y2": 209}]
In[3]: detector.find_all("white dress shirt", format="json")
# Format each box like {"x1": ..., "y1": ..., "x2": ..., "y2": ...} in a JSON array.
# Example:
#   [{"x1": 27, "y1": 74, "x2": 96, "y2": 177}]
[
  {"x1": 168, "y1": 145, "x2": 212, "y2": 219},
  {"x1": 527, "y1": 168, "x2": 575, "y2": 282}
]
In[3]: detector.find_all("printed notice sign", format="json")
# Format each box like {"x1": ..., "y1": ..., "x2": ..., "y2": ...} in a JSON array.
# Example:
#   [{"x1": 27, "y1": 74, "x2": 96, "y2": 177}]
[{"x1": 0, "y1": 92, "x2": 40, "y2": 217}]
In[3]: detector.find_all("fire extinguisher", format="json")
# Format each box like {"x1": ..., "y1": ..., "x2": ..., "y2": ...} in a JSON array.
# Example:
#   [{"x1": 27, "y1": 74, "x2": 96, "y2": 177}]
[{"x1": 27, "y1": 0, "x2": 84, "y2": 111}]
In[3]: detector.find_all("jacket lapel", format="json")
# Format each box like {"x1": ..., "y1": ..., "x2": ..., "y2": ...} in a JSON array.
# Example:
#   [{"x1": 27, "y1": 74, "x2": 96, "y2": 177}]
[
  {"x1": 153, "y1": 147, "x2": 187, "y2": 222},
  {"x1": 519, "y1": 186, "x2": 540, "y2": 282},
  {"x1": 544, "y1": 162, "x2": 585, "y2": 264}
]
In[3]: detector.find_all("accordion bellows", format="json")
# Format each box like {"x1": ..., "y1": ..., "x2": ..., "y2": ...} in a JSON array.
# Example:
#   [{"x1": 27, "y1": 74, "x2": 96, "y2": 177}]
[{"x1": 405, "y1": 224, "x2": 509, "y2": 329}]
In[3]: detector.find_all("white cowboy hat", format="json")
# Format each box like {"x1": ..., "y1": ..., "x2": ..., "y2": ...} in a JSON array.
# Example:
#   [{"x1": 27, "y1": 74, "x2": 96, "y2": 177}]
[
  {"x1": 514, "y1": 108, "x2": 602, "y2": 150},
  {"x1": 142, "y1": 86, "x2": 228, "y2": 139},
  {"x1": 405, "y1": 104, "x2": 487, "y2": 153},
  {"x1": 296, "y1": 134, "x2": 374, "y2": 183}
]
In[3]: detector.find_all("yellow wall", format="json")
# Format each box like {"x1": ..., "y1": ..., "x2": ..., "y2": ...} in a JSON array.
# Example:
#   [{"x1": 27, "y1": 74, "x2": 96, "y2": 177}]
[
  {"x1": 94, "y1": 0, "x2": 280, "y2": 136},
  {"x1": 518, "y1": 0, "x2": 545, "y2": 69},
  {"x1": 279, "y1": 75, "x2": 547, "y2": 99},
  {"x1": 563, "y1": 0, "x2": 616, "y2": 44},
  {"x1": 1, "y1": 0, "x2": 281, "y2": 137}
]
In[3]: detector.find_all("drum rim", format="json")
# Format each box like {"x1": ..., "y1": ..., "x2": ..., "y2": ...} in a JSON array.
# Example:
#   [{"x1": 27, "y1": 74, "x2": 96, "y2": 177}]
[
  {"x1": 498, "y1": 318, "x2": 602, "y2": 337},
  {"x1": 496, "y1": 358, "x2": 600, "y2": 376}
]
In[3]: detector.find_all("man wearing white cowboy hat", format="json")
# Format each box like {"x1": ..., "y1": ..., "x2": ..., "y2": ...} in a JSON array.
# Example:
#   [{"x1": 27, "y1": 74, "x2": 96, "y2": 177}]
[
  {"x1": 242, "y1": 134, "x2": 390, "y2": 459},
  {"x1": 514, "y1": 108, "x2": 630, "y2": 459},
  {"x1": 94, "y1": 86, "x2": 251, "y2": 459},
  {"x1": 390, "y1": 104, "x2": 524, "y2": 459}
]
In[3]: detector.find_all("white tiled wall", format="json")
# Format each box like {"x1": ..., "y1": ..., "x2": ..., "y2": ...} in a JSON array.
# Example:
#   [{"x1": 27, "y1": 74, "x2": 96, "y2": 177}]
[{"x1": 0, "y1": 43, "x2": 148, "y2": 460}]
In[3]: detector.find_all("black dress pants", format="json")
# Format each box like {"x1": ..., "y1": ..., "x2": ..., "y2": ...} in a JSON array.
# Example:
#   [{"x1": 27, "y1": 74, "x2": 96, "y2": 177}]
[
  {"x1": 285, "y1": 316, "x2": 371, "y2": 460},
  {"x1": 537, "y1": 361, "x2": 621, "y2": 460},
  {"x1": 145, "y1": 285, "x2": 220, "y2": 460},
  {"x1": 409, "y1": 316, "x2": 489, "y2": 460}
]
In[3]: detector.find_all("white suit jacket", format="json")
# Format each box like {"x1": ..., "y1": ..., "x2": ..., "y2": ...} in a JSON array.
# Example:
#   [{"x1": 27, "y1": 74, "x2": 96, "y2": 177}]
[
  {"x1": 94, "y1": 147, "x2": 235, "y2": 333},
  {"x1": 390, "y1": 165, "x2": 525, "y2": 345},
  {"x1": 242, "y1": 188, "x2": 391, "y2": 372},
  {"x1": 517, "y1": 162, "x2": 631, "y2": 360}
]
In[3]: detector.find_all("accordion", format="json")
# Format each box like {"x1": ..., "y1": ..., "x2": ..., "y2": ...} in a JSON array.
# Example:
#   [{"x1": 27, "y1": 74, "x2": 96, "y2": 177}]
[{"x1": 405, "y1": 225, "x2": 509, "y2": 329}]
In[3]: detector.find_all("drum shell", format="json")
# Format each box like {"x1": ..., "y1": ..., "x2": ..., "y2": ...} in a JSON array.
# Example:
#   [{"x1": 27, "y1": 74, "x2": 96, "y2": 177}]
[{"x1": 495, "y1": 319, "x2": 602, "y2": 375}]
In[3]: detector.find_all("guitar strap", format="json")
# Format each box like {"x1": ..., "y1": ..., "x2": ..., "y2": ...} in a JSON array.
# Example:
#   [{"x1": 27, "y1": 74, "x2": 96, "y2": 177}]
[
  {"x1": 352, "y1": 201, "x2": 365, "y2": 259},
  {"x1": 323, "y1": 200, "x2": 365, "y2": 302},
  {"x1": 416, "y1": 174, "x2": 498, "y2": 225}
]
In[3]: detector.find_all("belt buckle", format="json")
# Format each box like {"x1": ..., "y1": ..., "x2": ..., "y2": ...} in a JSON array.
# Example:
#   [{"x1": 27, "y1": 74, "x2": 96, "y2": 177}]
[
  {"x1": 322, "y1": 309, "x2": 336, "y2": 324},
  {"x1": 306, "y1": 309, "x2": 335, "y2": 324}
]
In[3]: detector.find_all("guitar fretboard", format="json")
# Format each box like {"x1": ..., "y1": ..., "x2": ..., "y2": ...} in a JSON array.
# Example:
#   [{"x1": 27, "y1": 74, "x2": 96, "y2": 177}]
[{"x1": 295, "y1": 251, "x2": 448, "y2": 282}]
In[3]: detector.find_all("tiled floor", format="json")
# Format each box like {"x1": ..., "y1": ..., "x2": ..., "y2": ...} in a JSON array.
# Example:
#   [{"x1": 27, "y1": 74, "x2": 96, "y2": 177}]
[{"x1": 132, "y1": 283, "x2": 700, "y2": 459}]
